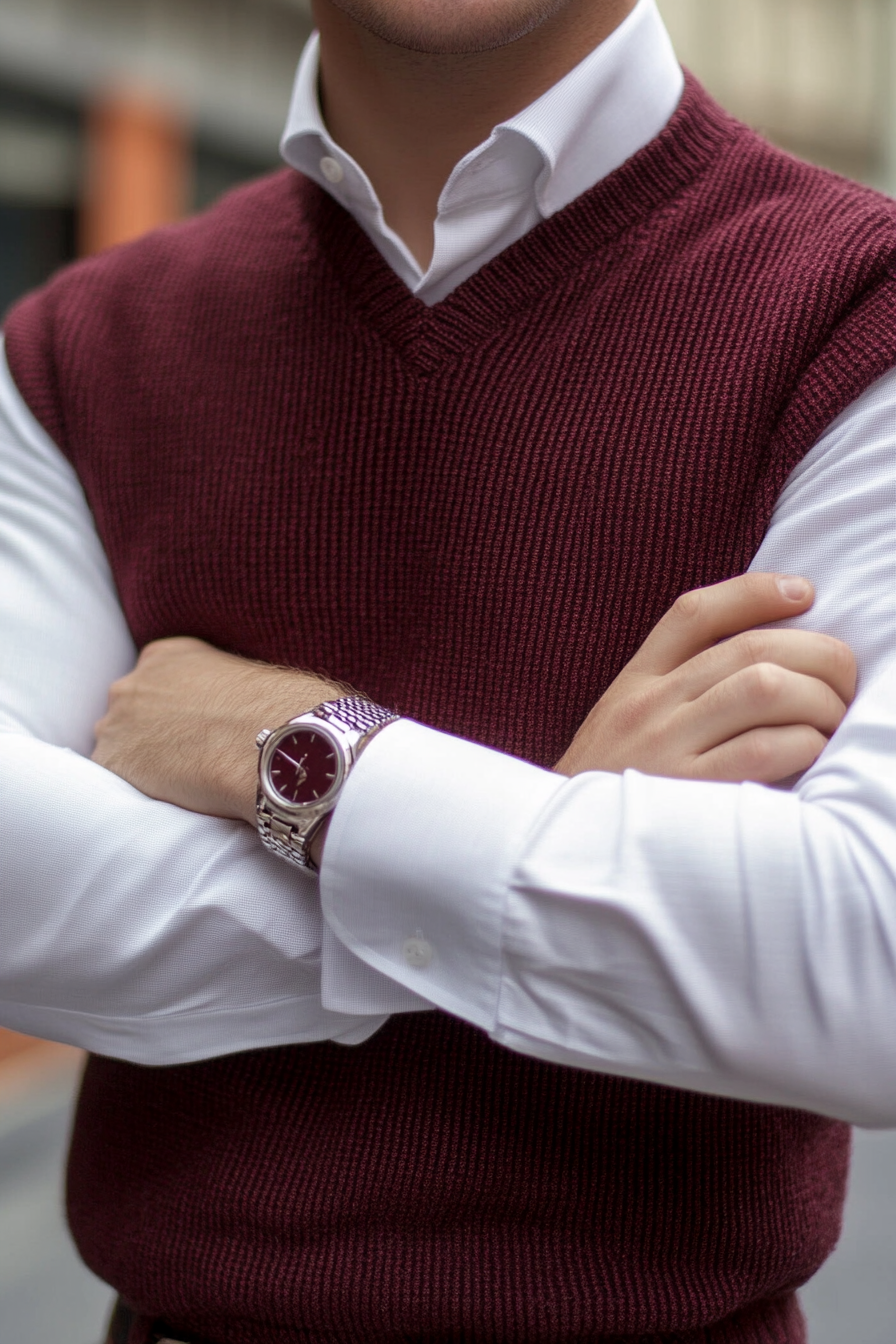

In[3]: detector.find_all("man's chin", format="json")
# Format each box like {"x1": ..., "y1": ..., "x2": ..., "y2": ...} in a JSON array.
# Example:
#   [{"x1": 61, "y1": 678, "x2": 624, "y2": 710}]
[{"x1": 324, "y1": 0, "x2": 568, "y2": 55}]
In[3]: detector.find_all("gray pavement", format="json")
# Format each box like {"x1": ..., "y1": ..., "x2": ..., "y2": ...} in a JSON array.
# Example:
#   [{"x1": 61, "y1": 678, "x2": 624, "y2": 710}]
[
  {"x1": 0, "y1": 1068, "x2": 113, "y2": 1344},
  {"x1": 0, "y1": 1070, "x2": 894, "y2": 1344},
  {"x1": 801, "y1": 1127, "x2": 896, "y2": 1344}
]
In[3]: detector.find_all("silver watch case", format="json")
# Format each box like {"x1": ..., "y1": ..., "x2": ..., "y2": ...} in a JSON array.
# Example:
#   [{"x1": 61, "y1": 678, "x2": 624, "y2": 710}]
[
  {"x1": 256, "y1": 720, "x2": 351, "y2": 870},
  {"x1": 255, "y1": 699, "x2": 397, "y2": 871},
  {"x1": 259, "y1": 713, "x2": 349, "y2": 803}
]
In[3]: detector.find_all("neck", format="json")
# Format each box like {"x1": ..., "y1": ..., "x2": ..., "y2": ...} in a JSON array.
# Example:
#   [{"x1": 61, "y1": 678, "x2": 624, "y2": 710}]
[{"x1": 311, "y1": 0, "x2": 638, "y2": 269}]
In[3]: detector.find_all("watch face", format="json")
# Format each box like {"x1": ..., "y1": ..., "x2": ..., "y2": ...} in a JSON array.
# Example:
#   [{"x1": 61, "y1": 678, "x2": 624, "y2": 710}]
[{"x1": 266, "y1": 726, "x2": 343, "y2": 808}]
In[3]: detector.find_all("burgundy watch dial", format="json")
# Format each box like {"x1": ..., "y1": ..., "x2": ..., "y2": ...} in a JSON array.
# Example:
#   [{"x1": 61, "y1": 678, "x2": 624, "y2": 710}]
[{"x1": 268, "y1": 727, "x2": 341, "y2": 806}]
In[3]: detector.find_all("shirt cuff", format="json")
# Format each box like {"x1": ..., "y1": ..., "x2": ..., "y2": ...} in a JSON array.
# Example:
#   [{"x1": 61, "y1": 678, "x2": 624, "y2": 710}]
[{"x1": 319, "y1": 719, "x2": 565, "y2": 1030}]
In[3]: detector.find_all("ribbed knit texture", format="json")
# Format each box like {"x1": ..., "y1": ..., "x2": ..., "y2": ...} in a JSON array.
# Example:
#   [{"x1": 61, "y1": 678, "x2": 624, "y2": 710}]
[{"x1": 6, "y1": 76, "x2": 896, "y2": 1343}]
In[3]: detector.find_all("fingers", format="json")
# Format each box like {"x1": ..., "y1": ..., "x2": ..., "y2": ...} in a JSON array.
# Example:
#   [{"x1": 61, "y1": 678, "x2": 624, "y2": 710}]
[
  {"x1": 667, "y1": 628, "x2": 857, "y2": 708},
  {"x1": 692, "y1": 724, "x2": 829, "y2": 785},
  {"x1": 684, "y1": 663, "x2": 848, "y2": 756},
  {"x1": 629, "y1": 573, "x2": 815, "y2": 677}
]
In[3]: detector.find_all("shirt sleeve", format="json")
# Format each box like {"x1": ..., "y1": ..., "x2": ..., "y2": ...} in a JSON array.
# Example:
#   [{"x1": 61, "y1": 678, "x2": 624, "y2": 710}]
[
  {"x1": 320, "y1": 365, "x2": 896, "y2": 1128},
  {"x1": 0, "y1": 336, "x2": 401, "y2": 1062}
]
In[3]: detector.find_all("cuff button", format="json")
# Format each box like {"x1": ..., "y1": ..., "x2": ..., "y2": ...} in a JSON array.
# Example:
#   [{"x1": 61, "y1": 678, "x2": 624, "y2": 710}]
[{"x1": 403, "y1": 936, "x2": 433, "y2": 969}]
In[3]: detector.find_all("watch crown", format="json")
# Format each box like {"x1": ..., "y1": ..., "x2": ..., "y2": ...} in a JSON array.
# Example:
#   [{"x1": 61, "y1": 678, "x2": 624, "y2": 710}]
[{"x1": 255, "y1": 727, "x2": 273, "y2": 750}]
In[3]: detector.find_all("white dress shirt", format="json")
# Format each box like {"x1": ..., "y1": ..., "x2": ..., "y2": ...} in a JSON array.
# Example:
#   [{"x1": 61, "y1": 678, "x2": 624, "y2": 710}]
[{"x1": 2, "y1": 0, "x2": 896, "y2": 1126}]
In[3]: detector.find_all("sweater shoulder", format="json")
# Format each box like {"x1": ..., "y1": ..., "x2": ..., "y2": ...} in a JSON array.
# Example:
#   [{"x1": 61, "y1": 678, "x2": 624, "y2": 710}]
[
  {"x1": 683, "y1": 113, "x2": 896, "y2": 493},
  {"x1": 685, "y1": 103, "x2": 896, "y2": 264},
  {"x1": 2, "y1": 169, "x2": 319, "y2": 446},
  {"x1": 9, "y1": 167, "x2": 315, "y2": 326}
]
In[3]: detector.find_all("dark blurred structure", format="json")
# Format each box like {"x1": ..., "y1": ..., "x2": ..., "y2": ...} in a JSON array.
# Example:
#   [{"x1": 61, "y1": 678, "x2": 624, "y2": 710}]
[
  {"x1": 0, "y1": 82, "x2": 79, "y2": 316},
  {"x1": 0, "y1": 0, "x2": 313, "y2": 315}
]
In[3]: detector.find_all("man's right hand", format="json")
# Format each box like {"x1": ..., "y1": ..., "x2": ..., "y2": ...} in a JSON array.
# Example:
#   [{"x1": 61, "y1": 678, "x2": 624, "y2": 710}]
[{"x1": 555, "y1": 573, "x2": 856, "y2": 784}]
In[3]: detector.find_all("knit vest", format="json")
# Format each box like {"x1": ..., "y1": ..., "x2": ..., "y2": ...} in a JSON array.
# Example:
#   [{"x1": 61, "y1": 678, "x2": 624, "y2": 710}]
[{"x1": 7, "y1": 77, "x2": 896, "y2": 1344}]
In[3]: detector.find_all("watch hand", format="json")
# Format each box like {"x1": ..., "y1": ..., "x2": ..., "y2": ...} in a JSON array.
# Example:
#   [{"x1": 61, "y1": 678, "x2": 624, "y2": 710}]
[{"x1": 277, "y1": 751, "x2": 308, "y2": 776}]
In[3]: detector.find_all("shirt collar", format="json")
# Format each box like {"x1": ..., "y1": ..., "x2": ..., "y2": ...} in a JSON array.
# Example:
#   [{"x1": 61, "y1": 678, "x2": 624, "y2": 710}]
[
  {"x1": 506, "y1": 0, "x2": 684, "y2": 217},
  {"x1": 280, "y1": 0, "x2": 682, "y2": 299},
  {"x1": 281, "y1": 0, "x2": 682, "y2": 220}
]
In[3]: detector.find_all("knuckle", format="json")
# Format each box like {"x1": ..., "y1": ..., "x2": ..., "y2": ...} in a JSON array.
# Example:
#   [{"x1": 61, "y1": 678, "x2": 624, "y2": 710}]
[
  {"x1": 719, "y1": 572, "x2": 767, "y2": 605},
  {"x1": 747, "y1": 725, "x2": 824, "y2": 780},
  {"x1": 745, "y1": 661, "x2": 786, "y2": 702},
  {"x1": 808, "y1": 635, "x2": 856, "y2": 687},
  {"x1": 800, "y1": 725, "x2": 827, "y2": 752},
  {"x1": 106, "y1": 677, "x2": 128, "y2": 702},
  {"x1": 747, "y1": 572, "x2": 776, "y2": 598},
  {"x1": 671, "y1": 588, "x2": 703, "y2": 624},
  {"x1": 784, "y1": 727, "x2": 827, "y2": 775},
  {"x1": 111, "y1": 664, "x2": 142, "y2": 693},
  {"x1": 138, "y1": 635, "x2": 193, "y2": 665},
  {"x1": 742, "y1": 729, "x2": 777, "y2": 774}
]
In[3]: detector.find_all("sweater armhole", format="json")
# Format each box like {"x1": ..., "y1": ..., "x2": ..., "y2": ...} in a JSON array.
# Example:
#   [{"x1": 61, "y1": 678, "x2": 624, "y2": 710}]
[
  {"x1": 3, "y1": 288, "x2": 69, "y2": 460},
  {"x1": 759, "y1": 270, "x2": 896, "y2": 526}
]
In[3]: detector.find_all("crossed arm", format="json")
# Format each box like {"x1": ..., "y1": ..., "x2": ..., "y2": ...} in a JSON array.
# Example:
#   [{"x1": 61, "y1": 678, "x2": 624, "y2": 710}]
[
  {"x1": 92, "y1": 572, "x2": 854, "y2": 848},
  {"x1": 4, "y1": 341, "x2": 896, "y2": 1121}
]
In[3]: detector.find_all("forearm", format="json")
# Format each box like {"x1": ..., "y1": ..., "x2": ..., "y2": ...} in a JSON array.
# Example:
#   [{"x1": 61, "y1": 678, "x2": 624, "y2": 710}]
[
  {"x1": 0, "y1": 341, "x2": 386, "y2": 1059},
  {"x1": 0, "y1": 731, "x2": 386, "y2": 1060},
  {"x1": 319, "y1": 367, "x2": 896, "y2": 1125},
  {"x1": 320, "y1": 688, "x2": 896, "y2": 1127}
]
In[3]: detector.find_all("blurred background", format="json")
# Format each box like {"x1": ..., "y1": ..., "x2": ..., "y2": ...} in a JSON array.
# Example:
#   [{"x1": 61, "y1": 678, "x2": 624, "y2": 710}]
[
  {"x1": 1, "y1": 0, "x2": 895, "y2": 314},
  {"x1": 1, "y1": 0, "x2": 896, "y2": 1341}
]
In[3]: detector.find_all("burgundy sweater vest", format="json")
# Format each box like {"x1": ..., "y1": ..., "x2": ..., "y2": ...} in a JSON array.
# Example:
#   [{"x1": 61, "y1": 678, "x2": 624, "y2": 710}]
[{"x1": 6, "y1": 78, "x2": 896, "y2": 1344}]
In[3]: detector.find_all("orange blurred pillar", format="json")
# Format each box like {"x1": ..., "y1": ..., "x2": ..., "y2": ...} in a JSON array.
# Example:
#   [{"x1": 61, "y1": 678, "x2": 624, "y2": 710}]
[
  {"x1": 0, "y1": 1026, "x2": 46, "y2": 1064},
  {"x1": 80, "y1": 86, "x2": 189, "y2": 256},
  {"x1": 0, "y1": 1025, "x2": 79, "y2": 1077}
]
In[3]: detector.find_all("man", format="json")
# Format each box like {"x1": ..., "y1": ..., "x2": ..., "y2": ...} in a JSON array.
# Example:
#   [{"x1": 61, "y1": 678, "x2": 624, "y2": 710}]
[{"x1": 2, "y1": 0, "x2": 896, "y2": 1340}]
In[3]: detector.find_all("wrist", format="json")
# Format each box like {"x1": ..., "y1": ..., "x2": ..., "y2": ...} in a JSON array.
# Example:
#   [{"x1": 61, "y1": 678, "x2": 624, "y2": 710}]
[{"x1": 231, "y1": 672, "x2": 346, "y2": 824}]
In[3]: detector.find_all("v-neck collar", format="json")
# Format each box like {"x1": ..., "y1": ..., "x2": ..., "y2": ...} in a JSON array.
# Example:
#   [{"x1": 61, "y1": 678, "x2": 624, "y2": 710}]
[{"x1": 295, "y1": 76, "x2": 739, "y2": 376}]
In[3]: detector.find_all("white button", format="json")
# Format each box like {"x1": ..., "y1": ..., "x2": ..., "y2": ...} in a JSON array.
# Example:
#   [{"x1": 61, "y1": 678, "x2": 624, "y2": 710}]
[
  {"x1": 403, "y1": 936, "x2": 433, "y2": 969},
  {"x1": 320, "y1": 156, "x2": 344, "y2": 184}
]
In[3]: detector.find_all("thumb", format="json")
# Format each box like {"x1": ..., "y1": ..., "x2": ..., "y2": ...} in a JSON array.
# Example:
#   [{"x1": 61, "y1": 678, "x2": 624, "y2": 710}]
[{"x1": 630, "y1": 573, "x2": 815, "y2": 676}]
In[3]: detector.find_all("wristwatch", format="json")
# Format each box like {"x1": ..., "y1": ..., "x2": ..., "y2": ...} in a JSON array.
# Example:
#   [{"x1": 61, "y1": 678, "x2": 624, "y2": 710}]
[{"x1": 256, "y1": 696, "x2": 399, "y2": 871}]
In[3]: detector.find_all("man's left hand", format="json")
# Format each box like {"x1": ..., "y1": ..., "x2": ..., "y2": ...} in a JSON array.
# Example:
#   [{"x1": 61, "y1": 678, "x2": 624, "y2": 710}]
[{"x1": 92, "y1": 637, "x2": 344, "y2": 826}]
